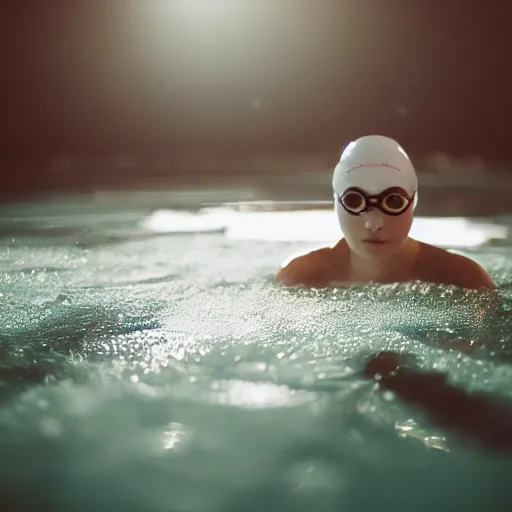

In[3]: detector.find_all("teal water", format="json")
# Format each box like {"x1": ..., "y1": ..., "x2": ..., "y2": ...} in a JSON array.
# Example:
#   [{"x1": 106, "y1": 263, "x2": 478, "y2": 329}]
[{"x1": 1, "y1": 192, "x2": 512, "y2": 511}]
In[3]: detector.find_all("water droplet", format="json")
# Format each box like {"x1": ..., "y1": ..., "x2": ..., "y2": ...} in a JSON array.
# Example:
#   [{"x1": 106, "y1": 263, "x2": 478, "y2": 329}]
[
  {"x1": 383, "y1": 390, "x2": 395, "y2": 401},
  {"x1": 55, "y1": 294, "x2": 72, "y2": 306}
]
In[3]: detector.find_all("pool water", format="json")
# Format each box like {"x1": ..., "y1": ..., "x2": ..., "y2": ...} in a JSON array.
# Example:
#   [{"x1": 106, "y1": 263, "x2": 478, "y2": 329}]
[{"x1": 1, "y1": 191, "x2": 512, "y2": 511}]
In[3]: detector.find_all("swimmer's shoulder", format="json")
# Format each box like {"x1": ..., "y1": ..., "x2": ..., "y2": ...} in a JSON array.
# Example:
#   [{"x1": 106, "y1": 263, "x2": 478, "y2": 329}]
[
  {"x1": 418, "y1": 242, "x2": 495, "y2": 290},
  {"x1": 276, "y1": 242, "x2": 347, "y2": 287}
]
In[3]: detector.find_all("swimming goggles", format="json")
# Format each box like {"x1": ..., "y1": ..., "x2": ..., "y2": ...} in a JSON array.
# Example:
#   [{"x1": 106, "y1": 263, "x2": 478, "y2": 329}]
[{"x1": 336, "y1": 187, "x2": 415, "y2": 216}]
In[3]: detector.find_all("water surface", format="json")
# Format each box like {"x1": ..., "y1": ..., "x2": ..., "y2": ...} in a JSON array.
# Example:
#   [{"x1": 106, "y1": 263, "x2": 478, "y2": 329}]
[{"x1": 1, "y1": 192, "x2": 512, "y2": 511}]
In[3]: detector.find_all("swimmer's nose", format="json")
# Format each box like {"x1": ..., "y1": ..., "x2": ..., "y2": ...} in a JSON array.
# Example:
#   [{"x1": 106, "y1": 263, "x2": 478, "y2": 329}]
[{"x1": 364, "y1": 209, "x2": 384, "y2": 232}]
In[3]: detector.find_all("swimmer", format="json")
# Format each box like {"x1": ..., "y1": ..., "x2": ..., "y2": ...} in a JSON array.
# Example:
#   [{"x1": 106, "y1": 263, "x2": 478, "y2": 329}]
[{"x1": 276, "y1": 135, "x2": 495, "y2": 290}]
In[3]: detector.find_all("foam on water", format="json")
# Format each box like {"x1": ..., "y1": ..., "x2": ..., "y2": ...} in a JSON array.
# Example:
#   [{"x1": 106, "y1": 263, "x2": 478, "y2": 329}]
[{"x1": 1, "y1": 197, "x2": 512, "y2": 511}]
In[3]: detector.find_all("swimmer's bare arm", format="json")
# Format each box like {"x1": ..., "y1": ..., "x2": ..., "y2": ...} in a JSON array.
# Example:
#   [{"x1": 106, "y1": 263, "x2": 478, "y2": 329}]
[
  {"x1": 275, "y1": 249, "x2": 328, "y2": 287},
  {"x1": 437, "y1": 253, "x2": 495, "y2": 291}
]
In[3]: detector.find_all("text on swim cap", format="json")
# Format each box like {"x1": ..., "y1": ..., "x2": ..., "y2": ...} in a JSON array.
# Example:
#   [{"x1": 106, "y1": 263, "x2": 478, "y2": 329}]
[{"x1": 346, "y1": 162, "x2": 402, "y2": 174}]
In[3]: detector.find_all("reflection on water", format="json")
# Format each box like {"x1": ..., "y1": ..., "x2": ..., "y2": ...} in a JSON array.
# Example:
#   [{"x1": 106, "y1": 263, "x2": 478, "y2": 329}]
[
  {"x1": 211, "y1": 379, "x2": 315, "y2": 408},
  {"x1": 162, "y1": 421, "x2": 192, "y2": 451},
  {"x1": 141, "y1": 205, "x2": 509, "y2": 248},
  {"x1": 395, "y1": 419, "x2": 450, "y2": 453},
  {"x1": 1, "y1": 193, "x2": 512, "y2": 511}
]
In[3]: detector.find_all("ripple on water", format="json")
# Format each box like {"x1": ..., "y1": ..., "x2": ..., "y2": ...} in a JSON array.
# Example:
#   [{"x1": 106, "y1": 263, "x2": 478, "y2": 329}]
[{"x1": 0, "y1": 203, "x2": 511, "y2": 510}]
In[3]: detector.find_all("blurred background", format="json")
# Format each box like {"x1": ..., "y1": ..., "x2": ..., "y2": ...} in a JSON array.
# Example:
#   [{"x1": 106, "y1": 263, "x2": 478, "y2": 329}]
[{"x1": 2, "y1": 0, "x2": 511, "y2": 215}]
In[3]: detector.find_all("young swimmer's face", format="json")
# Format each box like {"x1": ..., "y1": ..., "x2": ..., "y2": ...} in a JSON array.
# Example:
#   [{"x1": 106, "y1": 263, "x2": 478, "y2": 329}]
[
  {"x1": 332, "y1": 135, "x2": 418, "y2": 260},
  {"x1": 335, "y1": 187, "x2": 414, "y2": 260}
]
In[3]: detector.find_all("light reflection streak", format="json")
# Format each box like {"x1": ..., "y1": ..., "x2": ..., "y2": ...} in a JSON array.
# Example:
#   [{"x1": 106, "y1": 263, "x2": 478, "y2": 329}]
[
  {"x1": 395, "y1": 419, "x2": 450, "y2": 452},
  {"x1": 211, "y1": 379, "x2": 315, "y2": 409},
  {"x1": 141, "y1": 207, "x2": 507, "y2": 248}
]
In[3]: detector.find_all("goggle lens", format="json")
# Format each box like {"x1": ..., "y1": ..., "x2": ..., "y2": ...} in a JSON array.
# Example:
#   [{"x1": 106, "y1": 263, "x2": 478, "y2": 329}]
[
  {"x1": 341, "y1": 191, "x2": 366, "y2": 213},
  {"x1": 338, "y1": 188, "x2": 413, "y2": 216},
  {"x1": 382, "y1": 193, "x2": 409, "y2": 213}
]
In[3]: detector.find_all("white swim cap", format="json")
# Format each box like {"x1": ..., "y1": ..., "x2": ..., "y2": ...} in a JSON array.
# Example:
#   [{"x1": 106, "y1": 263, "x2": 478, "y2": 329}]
[{"x1": 332, "y1": 135, "x2": 418, "y2": 196}]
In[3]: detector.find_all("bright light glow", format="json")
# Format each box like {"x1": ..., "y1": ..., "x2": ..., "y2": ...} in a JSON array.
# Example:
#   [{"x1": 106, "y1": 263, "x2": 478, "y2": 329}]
[
  {"x1": 410, "y1": 217, "x2": 506, "y2": 248},
  {"x1": 212, "y1": 380, "x2": 314, "y2": 409},
  {"x1": 172, "y1": 0, "x2": 237, "y2": 23},
  {"x1": 141, "y1": 206, "x2": 508, "y2": 248},
  {"x1": 140, "y1": 209, "x2": 228, "y2": 234}
]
